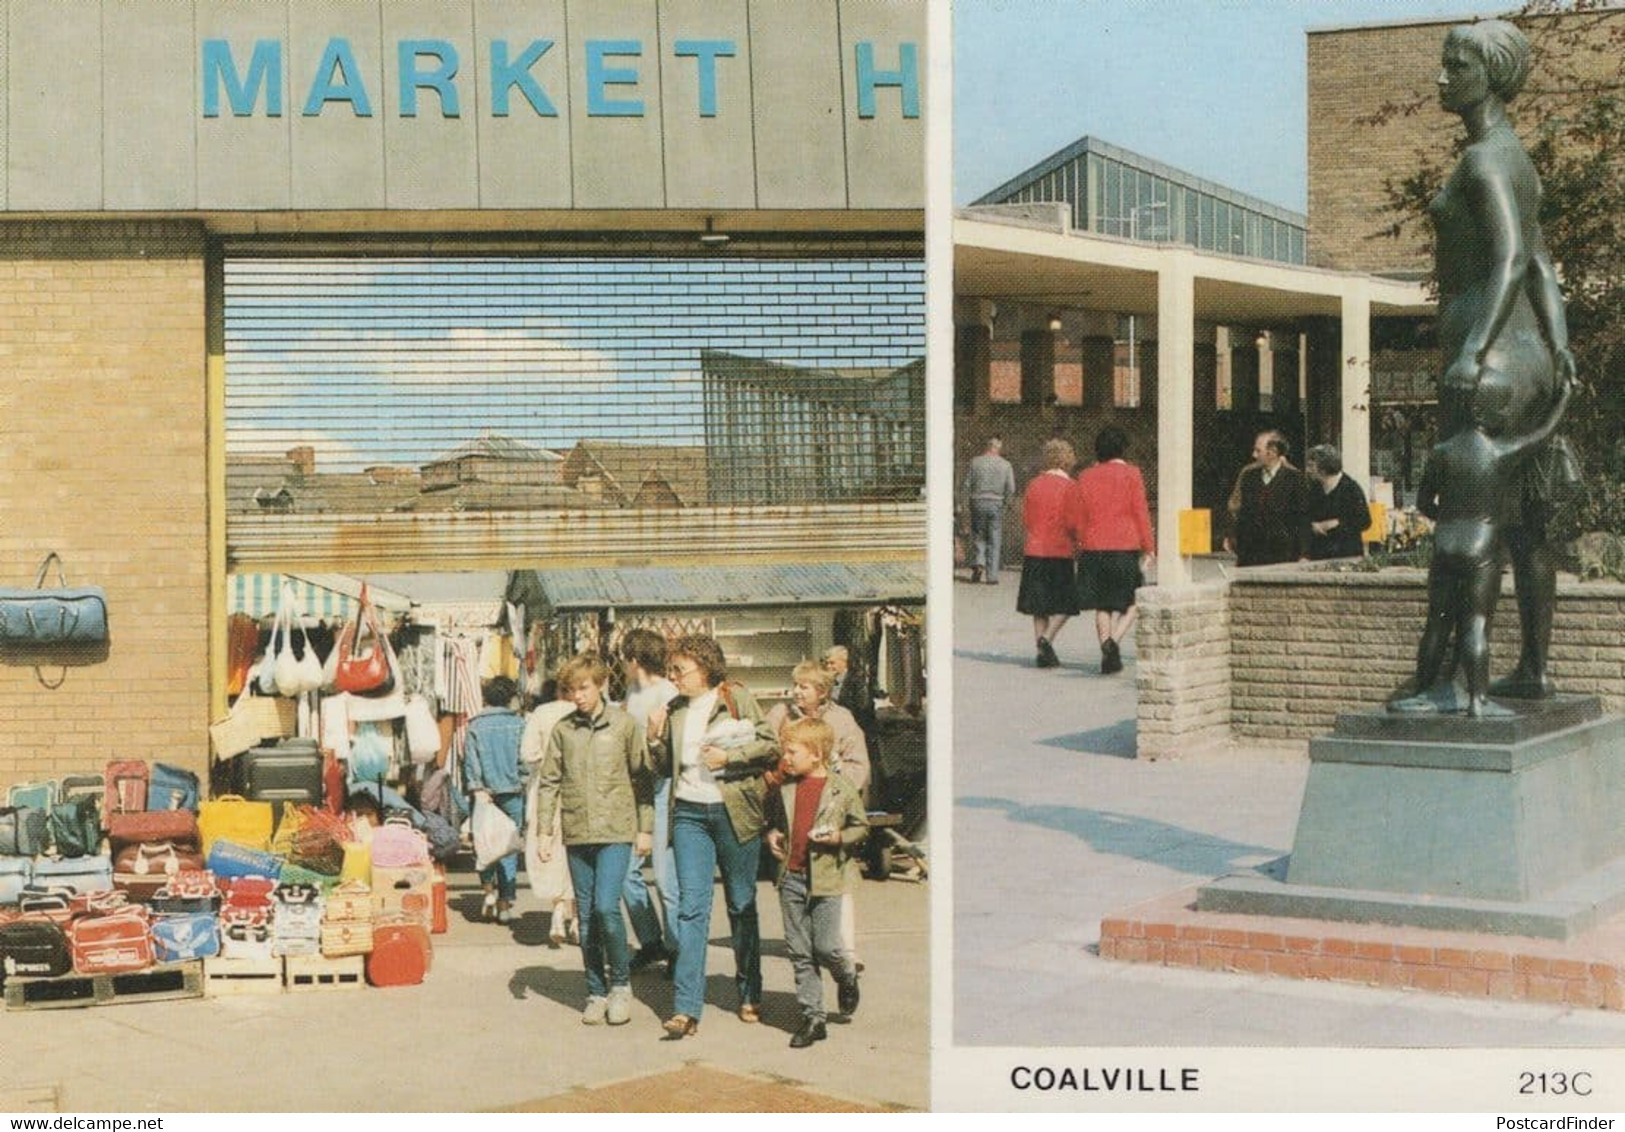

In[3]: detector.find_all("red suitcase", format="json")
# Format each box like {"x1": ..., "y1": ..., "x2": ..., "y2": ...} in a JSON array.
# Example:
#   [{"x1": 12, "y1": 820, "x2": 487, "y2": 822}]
[
  {"x1": 366, "y1": 917, "x2": 432, "y2": 987},
  {"x1": 68, "y1": 909, "x2": 154, "y2": 974},
  {"x1": 109, "y1": 809, "x2": 199, "y2": 851}
]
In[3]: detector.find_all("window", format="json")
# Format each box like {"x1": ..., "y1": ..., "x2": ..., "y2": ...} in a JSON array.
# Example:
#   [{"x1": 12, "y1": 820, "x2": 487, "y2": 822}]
[{"x1": 1113, "y1": 314, "x2": 1140, "y2": 408}]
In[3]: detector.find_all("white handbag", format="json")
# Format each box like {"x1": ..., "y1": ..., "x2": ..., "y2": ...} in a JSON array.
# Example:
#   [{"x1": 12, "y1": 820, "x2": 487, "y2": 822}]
[{"x1": 404, "y1": 695, "x2": 441, "y2": 763}]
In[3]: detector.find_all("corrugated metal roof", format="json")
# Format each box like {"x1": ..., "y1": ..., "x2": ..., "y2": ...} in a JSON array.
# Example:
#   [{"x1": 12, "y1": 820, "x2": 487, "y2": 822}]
[{"x1": 530, "y1": 561, "x2": 925, "y2": 610}]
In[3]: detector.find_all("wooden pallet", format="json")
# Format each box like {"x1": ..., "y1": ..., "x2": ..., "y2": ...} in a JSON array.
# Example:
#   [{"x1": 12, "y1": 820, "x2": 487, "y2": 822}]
[
  {"x1": 204, "y1": 954, "x2": 284, "y2": 997},
  {"x1": 284, "y1": 953, "x2": 364, "y2": 992},
  {"x1": 4, "y1": 961, "x2": 204, "y2": 1011}
]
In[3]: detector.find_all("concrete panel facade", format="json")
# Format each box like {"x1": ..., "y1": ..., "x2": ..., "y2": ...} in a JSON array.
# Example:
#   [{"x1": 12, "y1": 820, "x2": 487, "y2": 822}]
[
  {"x1": 9, "y1": 0, "x2": 102, "y2": 209},
  {"x1": 839, "y1": 0, "x2": 925, "y2": 209},
  {"x1": 104, "y1": 2, "x2": 197, "y2": 209},
  {"x1": 290, "y1": 0, "x2": 386, "y2": 209},
  {"x1": 566, "y1": 0, "x2": 665, "y2": 208},
  {"x1": 196, "y1": 0, "x2": 292, "y2": 209},
  {"x1": 384, "y1": 0, "x2": 480, "y2": 209},
  {"x1": 658, "y1": 0, "x2": 754, "y2": 210},
  {"x1": 473, "y1": 0, "x2": 573, "y2": 208},
  {"x1": 749, "y1": 0, "x2": 845, "y2": 209}
]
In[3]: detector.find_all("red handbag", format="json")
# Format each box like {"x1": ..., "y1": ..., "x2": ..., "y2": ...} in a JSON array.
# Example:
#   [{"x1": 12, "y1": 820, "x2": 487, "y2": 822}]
[
  {"x1": 333, "y1": 585, "x2": 396, "y2": 696},
  {"x1": 69, "y1": 909, "x2": 154, "y2": 974}
]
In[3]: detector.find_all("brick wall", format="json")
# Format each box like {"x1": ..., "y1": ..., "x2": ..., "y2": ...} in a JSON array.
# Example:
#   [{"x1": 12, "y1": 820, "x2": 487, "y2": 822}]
[
  {"x1": 0, "y1": 221, "x2": 209, "y2": 790},
  {"x1": 1230, "y1": 569, "x2": 1625, "y2": 741},
  {"x1": 1136, "y1": 582, "x2": 1230, "y2": 759}
]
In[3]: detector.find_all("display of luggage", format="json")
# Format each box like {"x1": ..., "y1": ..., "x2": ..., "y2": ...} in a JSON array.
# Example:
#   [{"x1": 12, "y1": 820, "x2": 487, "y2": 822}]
[
  {"x1": 148, "y1": 763, "x2": 200, "y2": 812},
  {"x1": 0, "y1": 919, "x2": 72, "y2": 982},
  {"x1": 31, "y1": 854, "x2": 113, "y2": 895},
  {"x1": 49, "y1": 795, "x2": 101, "y2": 858},
  {"x1": 68, "y1": 909, "x2": 153, "y2": 974},
  {"x1": 0, "y1": 806, "x2": 48, "y2": 857},
  {"x1": 366, "y1": 918, "x2": 431, "y2": 987},
  {"x1": 229, "y1": 741, "x2": 324, "y2": 814},
  {"x1": 109, "y1": 809, "x2": 199, "y2": 851},
  {"x1": 151, "y1": 912, "x2": 220, "y2": 962},
  {"x1": 198, "y1": 795, "x2": 274, "y2": 855},
  {"x1": 0, "y1": 858, "x2": 32, "y2": 905},
  {"x1": 104, "y1": 760, "x2": 149, "y2": 817},
  {"x1": 7, "y1": 781, "x2": 55, "y2": 812}
]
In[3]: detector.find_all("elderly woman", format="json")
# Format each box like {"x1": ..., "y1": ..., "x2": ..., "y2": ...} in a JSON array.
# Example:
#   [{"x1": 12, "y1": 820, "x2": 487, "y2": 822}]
[
  {"x1": 1305, "y1": 444, "x2": 1372, "y2": 561},
  {"x1": 1017, "y1": 438, "x2": 1082, "y2": 669},
  {"x1": 1428, "y1": 19, "x2": 1577, "y2": 698},
  {"x1": 646, "y1": 634, "x2": 779, "y2": 1038}
]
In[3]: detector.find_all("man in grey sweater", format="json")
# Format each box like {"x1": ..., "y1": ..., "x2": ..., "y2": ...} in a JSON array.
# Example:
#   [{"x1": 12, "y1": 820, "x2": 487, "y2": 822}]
[{"x1": 960, "y1": 436, "x2": 1017, "y2": 584}]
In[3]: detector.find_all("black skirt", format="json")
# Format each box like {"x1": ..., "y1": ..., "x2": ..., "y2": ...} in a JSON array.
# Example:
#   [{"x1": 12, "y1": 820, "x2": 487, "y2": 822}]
[
  {"x1": 1016, "y1": 556, "x2": 1079, "y2": 617},
  {"x1": 1076, "y1": 550, "x2": 1144, "y2": 613}
]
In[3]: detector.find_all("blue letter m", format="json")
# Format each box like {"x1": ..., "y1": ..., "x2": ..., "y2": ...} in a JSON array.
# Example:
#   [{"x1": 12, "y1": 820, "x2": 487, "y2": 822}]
[{"x1": 202, "y1": 39, "x2": 283, "y2": 118}]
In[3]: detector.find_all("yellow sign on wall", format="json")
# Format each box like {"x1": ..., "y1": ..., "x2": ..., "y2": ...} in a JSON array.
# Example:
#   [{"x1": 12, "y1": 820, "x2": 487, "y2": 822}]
[
  {"x1": 1178, "y1": 508, "x2": 1211, "y2": 556},
  {"x1": 1367, "y1": 501, "x2": 1388, "y2": 544}
]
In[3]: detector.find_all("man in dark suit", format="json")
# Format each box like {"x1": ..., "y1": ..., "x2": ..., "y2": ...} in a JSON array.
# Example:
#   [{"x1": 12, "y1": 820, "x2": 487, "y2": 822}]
[
  {"x1": 1232, "y1": 432, "x2": 1311, "y2": 567},
  {"x1": 822, "y1": 645, "x2": 879, "y2": 764}
]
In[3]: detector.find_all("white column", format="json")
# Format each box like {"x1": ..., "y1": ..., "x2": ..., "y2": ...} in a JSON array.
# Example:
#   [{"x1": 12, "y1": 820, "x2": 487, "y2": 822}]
[
  {"x1": 1156, "y1": 252, "x2": 1196, "y2": 586},
  {"x1": 1340, "y1": 282, "x2": 1372, "y2": 486}
]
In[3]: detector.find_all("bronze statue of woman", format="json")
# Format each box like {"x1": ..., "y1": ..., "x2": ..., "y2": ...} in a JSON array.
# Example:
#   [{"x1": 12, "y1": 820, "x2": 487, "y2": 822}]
[{"x1": 1424, "y1": 18, "x2": 1576, "y2": 703}]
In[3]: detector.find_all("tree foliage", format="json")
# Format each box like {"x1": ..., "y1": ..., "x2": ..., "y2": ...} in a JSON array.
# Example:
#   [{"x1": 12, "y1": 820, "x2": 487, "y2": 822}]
[{"x1": 1365, "y1": 2, "x2": 1625, "y2": 537}]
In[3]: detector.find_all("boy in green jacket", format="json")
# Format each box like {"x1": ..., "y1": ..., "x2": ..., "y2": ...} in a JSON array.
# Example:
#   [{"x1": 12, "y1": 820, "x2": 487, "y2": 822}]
[{"x1": 764, "y1": 716, "x2": 868, "y2": 1049}]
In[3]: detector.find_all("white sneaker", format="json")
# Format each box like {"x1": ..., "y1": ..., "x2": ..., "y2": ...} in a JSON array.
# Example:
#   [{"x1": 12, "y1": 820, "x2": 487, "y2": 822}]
[
  {"x1": 480, "y1": 892, "x2": 498, "y2": 922},
  {"x1": 606, "y1": 985, "x2": 632, "y2": 1026},
  {"x1": 581, "y1": 996, "x2": 608, "y2": 1025}
]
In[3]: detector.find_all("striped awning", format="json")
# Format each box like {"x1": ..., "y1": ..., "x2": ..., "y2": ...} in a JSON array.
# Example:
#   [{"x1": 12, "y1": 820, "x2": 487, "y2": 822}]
[{"x1": 228, "y1": 573, "x2": 360, "y2": 621}]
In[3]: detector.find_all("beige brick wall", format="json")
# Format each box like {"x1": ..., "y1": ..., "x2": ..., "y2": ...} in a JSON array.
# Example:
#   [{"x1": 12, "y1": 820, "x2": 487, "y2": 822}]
[
  {"x1": 0, "y1": 221, "x2": 209, "y2": 791},
  {"x1": 1229, "y1": 570, "x2": 1625, "y2": 740},
  {"x1": 1308, "y1": 11, "x2": 1623, "y2": 274},
  {"x1": 1135, "y1": 582, "x2": 1230, "y2": 758}
]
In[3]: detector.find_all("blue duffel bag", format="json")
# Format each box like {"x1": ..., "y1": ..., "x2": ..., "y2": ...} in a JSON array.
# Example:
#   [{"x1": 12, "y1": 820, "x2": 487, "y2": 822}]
[
  {"x1": 32, "y1": 854, "x2": 113, "y2": 895},
  {"x1": 0, "y1": 857, "x2": 31, "y2": 905},
  {"x1": 0, "y1": 553, "x2": 108, "y2": 654}
]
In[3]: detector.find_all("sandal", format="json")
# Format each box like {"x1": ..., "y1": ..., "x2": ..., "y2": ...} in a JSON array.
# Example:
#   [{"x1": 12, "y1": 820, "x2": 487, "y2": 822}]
[
  {"x1": 663, "y1": 1014, "x2": 699, "y2": 1039},
  {"x1": 737, "y1": 1003, "x2": 760, "y2": 1024}
]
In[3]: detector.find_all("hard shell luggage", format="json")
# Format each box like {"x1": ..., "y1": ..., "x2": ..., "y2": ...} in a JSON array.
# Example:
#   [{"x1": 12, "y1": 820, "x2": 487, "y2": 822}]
[
  {"x1": 231, "y1": 742, "x2": 324, "y2": 813},
  {"x1": 323, "y1": 881, "x2": 371, "y2": 922},
  {"x1": 104, "y1": 760, "x2": 149, "y2": 818},
  {"x1": 0, "y1": 807, "x2": 48, "y2": 856},
  {"x1": 109, "y1": 809, "x2": 199, "y2": 851},
  {"x1": 148, "y1": 764, "x2": 200, "y2": 812},
  {"x1": 31, "y1": 854, "x2": 113, "y2": 895},
  {"x1": 365, "y1": 918, "x2": 431, "y2": 987},
  {"x1": 68, "y1": 910, "x2": 153, "y2": 974},
  {"x1": 151, "y1": 912, "x2": 219, "y2": 962},
  {"x1": 0, "y1": 919, "x2": 72, "y2": 982},
  {"x1": 0, "y1": 858, "x2": 31, "y2": 905}
]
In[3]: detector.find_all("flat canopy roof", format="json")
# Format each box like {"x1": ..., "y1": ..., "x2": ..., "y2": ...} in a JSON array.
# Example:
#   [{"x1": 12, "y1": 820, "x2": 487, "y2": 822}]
[
  {"x1": 514, "y1": 562, "x2": 926, "y2": 611},
  {"x1": 955, "y1": 209, "x2": 1433, "y2": 324}
]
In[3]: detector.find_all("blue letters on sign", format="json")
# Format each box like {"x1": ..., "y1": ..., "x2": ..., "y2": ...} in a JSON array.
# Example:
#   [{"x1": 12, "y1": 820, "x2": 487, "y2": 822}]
[
  {"x1": 673, "y1": 40, "x2": 736, "y2": 118},
  {"x1": 202, "y1": 39, "x2": 283, "y2": 118},
  {"x1": 586, "y1": 40, "x2": 643, "y2": 117},
  {"x1": 303, "y1": 38, "x2": 373, "y2": 117},
  {"x1": 855, "y1": 42, "x2": 920, "y2": 120},
  {"x1": 491, "y1": 40, "x2": 558, "y2": 117},
  {"x1": 399, "y1": 40, "x2": 460, "y2": 118}
]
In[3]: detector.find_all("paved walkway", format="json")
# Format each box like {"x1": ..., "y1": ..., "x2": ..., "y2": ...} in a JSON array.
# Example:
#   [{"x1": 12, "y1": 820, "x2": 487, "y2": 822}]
[
  {"x1": 953, "y1": 568, "x2": 1625, "y2": 1046},
  {"x1": 0, "y1": 869, "x2": 926, "y2": 1112}
]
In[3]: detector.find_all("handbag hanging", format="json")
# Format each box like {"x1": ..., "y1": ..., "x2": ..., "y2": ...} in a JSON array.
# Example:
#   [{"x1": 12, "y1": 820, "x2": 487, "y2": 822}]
[
  {"x1": 334, "y1": 584, "x2": 397, "y2": 697},
  {"x1": 274, "y1": 584, "x2": 325, "y2": 697},
  {"x1": 0, "y1": 552, "x2": 109, "y2": 656}
]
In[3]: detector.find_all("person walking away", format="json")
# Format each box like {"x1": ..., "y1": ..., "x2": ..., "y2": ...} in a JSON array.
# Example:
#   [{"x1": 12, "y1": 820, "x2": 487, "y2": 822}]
[
  {"x1": 763, "y1": 717, "x2": 868, "y2": 1049},
  {"x1": 1305, "y1": 444, "x2": 1373, "y2": 560},
  {"x1": 1074, "y1": 426, "x2": 1155, "y2": 675},
  {"x1": 521, "y1": 679, "x2": 578, "y2": 945},
  {"x1": 1017, "y1": 439, "x2": 1082, "y2": 668},
  {"x1": 961, "y1": 436, "x2": 1016, "y2": 583},
  {"x1": 617, "y1": 628, "x2": 679, "y2": 974},
  {"x1": 463, "y1": 676, "x2": 526, "y2": 924},
  {"x1": 534, "y1": 654, "x2": 653, "y2": 1026}
]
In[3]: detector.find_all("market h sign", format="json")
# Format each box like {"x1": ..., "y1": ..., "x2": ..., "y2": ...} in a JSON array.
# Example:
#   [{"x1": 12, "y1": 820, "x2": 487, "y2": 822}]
[{"x1": 202, "y1": 37, "x2": 921, "y2": 121}]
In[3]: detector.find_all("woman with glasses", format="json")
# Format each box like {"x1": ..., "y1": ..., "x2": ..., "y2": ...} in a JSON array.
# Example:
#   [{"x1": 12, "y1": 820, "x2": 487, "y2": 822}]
[{"x1": 645, "y1": 634, "x2": 780, "y2": 1038}]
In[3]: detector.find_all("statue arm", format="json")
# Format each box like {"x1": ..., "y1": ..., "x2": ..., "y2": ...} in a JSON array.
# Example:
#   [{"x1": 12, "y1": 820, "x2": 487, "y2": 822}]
[
  {"x1": 1417, "y1": 454, "x2": 1442, "y2": 521},
  {"x1": 1497, "y1": 372, "x2": 1574, "y2": 463},
  {"x1": 1525, "y1": 240, "x2": 1576, "y2": 380},
  {"x1": 1445, "y1": 156, "x2": 1530, "y2": 389}
]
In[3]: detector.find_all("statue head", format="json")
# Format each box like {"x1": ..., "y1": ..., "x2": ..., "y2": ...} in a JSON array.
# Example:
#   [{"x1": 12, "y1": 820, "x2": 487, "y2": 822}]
[{"x1": 1441, "y1": 20, "x2": 1531, "y2": 110}]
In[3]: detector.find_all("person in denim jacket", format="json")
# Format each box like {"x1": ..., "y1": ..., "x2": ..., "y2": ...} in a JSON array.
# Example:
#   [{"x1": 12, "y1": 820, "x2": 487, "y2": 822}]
[{"x1": 463, "y1": 675, "x2": 526, "y2": 924}]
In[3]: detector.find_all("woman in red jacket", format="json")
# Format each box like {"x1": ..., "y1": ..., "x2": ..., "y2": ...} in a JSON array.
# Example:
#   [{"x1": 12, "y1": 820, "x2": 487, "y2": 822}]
[
  {"x1": 1074, "y1": 427, "x2": 1155, "y2": 674},
  {"x1": 1017, "y1": 439, "x2": 1081, "y2": 669}
]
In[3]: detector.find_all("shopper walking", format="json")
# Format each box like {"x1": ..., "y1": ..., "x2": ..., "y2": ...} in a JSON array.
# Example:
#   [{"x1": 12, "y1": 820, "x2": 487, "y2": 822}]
[
  {"x1": 1075, "y1": 426, "x2": 1155, "y2": 675},
  {"x1": 961, "y1": 435, "x2": 1016, "y2": 583},
  {"x1": 617, "y1": 628, "x2": 679, "y2": 974},
  {"x1": 463, "y1": 675, "x2": 526, "y2": 925},
  {"x1": 646, "y1": 634, "x2": 779, "y2": 1038},
  {"x1": 534, "y1": 654, "x2": 654, "y2": 1027},
  {"x1": 1016, "y1": 439, "x2": 1082, "y2": 669}
]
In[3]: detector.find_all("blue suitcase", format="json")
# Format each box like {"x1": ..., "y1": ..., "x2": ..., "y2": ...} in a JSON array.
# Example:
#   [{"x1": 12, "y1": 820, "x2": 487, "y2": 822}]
[{"x1": 148, "y1": 764, "x2": 200, "y2": 812}]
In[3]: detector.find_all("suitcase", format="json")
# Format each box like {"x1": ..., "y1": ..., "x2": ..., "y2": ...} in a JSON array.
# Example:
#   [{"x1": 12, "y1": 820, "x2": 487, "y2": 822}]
[
  {"x1": 104, "y1": 760, "x2": 149, "y2": 817},
  {"x1": 232, "y1": 742, "x2": 324, "y2": 815},
  {"x1": 7, "y1": 781, "x2": 55, "y2": 812},
  {"x1": 366, "y1": 918, "x2": 432, "y2": 987},
  {"x1": 151, "y1": 912, "x2": 219, "y2": 962},
  {"x1": 31, "y1": 854, "x2": 113, "y2": 895},
  {"x1": 0, "y1": 919, "x2": 72, "y2": 982},
  {"x1": 109, "y1": 809, "x2": 199, "y2": 851},
  {"x1": 148, "y1": 763, "x2": 200, "y2": 812},
  {"x1": 0, "y1": 807, "x2": 48, "y2": 856},
  {"x1": 59, "y1": 774, "x2": 104, "y2": 805},
  {"x1": 0, "y1": 858, "x2": 31, "y2": 905},
  {"x1": 69, "y1": 910, "x2": 154, "y2": 974}
]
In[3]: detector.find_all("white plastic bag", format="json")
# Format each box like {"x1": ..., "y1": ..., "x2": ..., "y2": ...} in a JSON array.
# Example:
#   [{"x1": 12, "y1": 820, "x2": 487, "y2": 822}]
[
  {"x1": 523, "y1": 775, "x2": 569, "y2": 904},
  {"x1": 472, "y1": 795, "x2": 524, "y2": 871},
  {"x1": 404, "y1": 695, "x2": 441, "y2": 763}
]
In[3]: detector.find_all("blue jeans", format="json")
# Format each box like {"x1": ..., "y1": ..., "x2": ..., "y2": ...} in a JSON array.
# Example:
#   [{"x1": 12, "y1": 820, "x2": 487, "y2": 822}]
[
  {"x1": 650, "y1": 778, "x2": 678, "y2": 952},
  {"x1": 970, "y1": 497, "x2": 1005, "y2": 578},
  {"x1": 478, "y1": 792, "x2": 524, "y2": 902},
  {"x1": 671, "y1": 799, "x2": 762, "y2": 1019},
  {"x1": 622, "y1": 842, "x2": 665, "y2": 952},
  {"x1": 779, "y1": 870, "x2": 854, "y2": 1024},
  {"x1": 567, "y1": 842, "x2": 633, "y2": 998}
]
